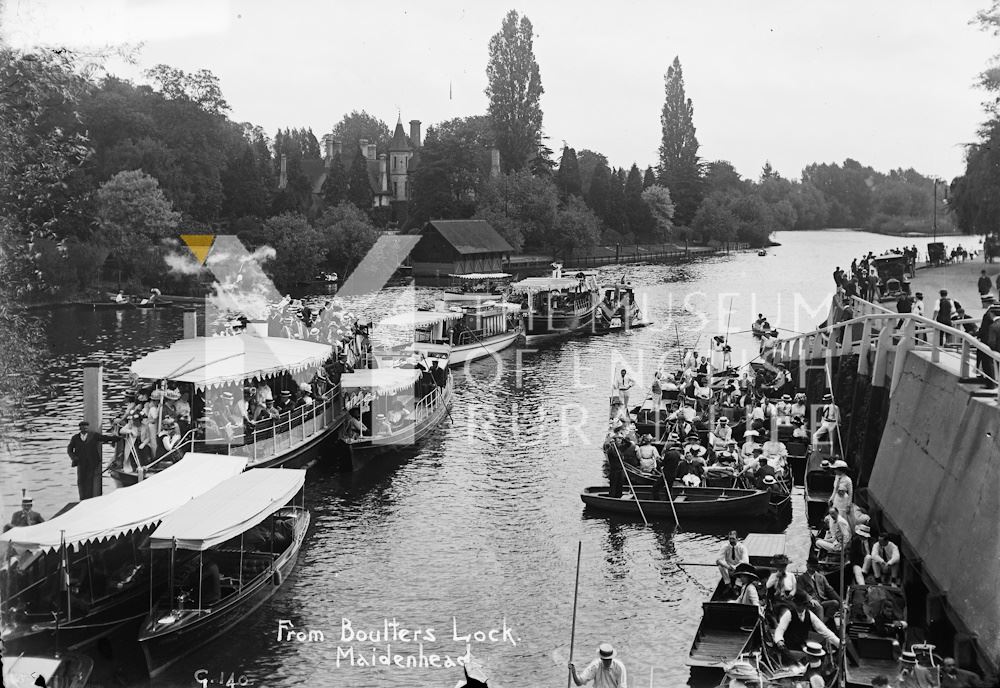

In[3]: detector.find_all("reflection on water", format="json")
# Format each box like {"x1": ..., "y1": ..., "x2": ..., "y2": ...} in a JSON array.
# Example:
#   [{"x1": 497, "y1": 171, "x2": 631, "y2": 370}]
[{"x1": 0, "y1": 230, "x2": 924, "y2": 687}]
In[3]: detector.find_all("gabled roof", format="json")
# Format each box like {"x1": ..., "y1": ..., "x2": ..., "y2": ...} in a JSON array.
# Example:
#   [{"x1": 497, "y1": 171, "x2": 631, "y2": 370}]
[
  {"x1": 424, "y1": 220, "x2": 514, "y2": 255},
  {"x1": 388, "y1": 119, "x2": 413, "y2": 152}
]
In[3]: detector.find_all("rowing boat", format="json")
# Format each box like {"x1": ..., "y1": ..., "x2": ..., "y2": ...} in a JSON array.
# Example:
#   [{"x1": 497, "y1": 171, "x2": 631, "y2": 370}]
[
  {"x1": 688, "y1": 533, "x2": 786, "y2": 669},
  {"x1": 580, "y1": 485, "x2": 770, "y2": 520}
]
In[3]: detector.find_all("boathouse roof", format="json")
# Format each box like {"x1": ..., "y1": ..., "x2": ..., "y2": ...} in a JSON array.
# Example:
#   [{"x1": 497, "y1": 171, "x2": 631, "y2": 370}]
[{"x1": 423, "y1": 220, "x2": 514, "y2": 255}]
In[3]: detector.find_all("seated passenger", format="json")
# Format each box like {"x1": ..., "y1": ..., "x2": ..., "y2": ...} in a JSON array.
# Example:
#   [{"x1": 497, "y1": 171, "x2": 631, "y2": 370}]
[
  {"x1": 814, "y1": 506, "x2": 851, "y2": 555},
  {"x1": 766, "y1": 554, "x2": 797, "y2": 603},
  {"x1": 773, "y1": 590, "x2": 840, "y2": 665},
  {"x1": 709, "y1": 417, "x2": 733, "y2": 450},
  {"x1": 730, "y1": 563, "x2": 763, "y2": 608},
  {"x1": 635, "y1": 435, "x2": 660, "y2": 473}
]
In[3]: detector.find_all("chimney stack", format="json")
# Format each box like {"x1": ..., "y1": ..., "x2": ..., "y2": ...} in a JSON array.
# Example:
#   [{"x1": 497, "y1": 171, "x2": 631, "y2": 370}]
[
  {"x1": 368, "y1": 143, "x2": 377, "y2": 160},
  {"x1": 379, "y1": 154, "x2": 388, "y2": 193},
  {"x1": 278, "y1": 154, "x2": 288, "y2": 189},
  {"x1": 409, "y1": 120, "x2": 421, "y2": 148},
  {"x1": 325, "y1": 136, "x2": 334, "y2": 164},
  {"x1": 490, "y1": 148, "x2": 501, "y2": 178}
]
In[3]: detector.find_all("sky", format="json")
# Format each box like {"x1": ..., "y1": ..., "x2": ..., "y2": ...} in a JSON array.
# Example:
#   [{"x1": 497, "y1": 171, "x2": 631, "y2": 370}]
[{"x1": 2, "y1": 0, "x2": 997, "y2": 182}]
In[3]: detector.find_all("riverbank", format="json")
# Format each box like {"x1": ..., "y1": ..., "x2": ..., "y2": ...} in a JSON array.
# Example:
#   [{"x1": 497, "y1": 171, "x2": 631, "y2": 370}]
[{"x1": 909, "y1": 257, "x2": 1000, "y2": 317}]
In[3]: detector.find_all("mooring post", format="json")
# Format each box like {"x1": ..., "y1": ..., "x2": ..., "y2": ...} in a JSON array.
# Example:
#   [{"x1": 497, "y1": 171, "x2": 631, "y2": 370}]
[{"x1": 83, "y1": 363, "x2": 104, "y2": 497}]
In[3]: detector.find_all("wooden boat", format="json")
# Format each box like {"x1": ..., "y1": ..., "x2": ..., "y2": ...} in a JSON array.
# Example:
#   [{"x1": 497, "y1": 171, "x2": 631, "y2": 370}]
[
  {"x1": 78, "y1": 299, "x2": 135, "y2": 310},
  {"x1": 2, "y1": 652, "x2": 93, "y2": 687},
  {"x1": 844, "y1": 585, "x2": 908, "y2": 688},
  {"x1": 443, "y1": 272, "x2": 513, "y2": 303},
  {"x1": 107, "y1": 329, "x2": 341, "y2": 486},
  {"x1": 135, "y1": 298, "x2": 174, "y2": 309},
  {"x1": 594, "y1": 280, "x2": 651, "y2": 333},
  {"x1": 339, "y1": 359, "x2": 453, "y2": 471},
  {"x1": 139, "y1": 469, "x2": 309, "y2": 677},
  {"x1": 688, "y1": 533, "x2": 786, "y2": 669},
  {"x1": 580, "y1": 485, "x2": 770, "y2": 520},
  {"x1": 803, "y1": 449, "x2": 837, "y2": 528},
  {"x1": 509, "y1": 265, "x2": 600, "y2": 344},
  {"x1": 0, "y1": 454, "x2": 246, "y2": 654},
  {"x1": 375, "y1": 303, "x2": 521, "y2": 367}
]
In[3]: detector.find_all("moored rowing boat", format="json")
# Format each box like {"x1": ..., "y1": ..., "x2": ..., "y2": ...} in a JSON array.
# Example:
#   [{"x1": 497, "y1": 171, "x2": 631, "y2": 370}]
[{"x1": 580, "y1": 485, "x2": 770, "y2": 520}]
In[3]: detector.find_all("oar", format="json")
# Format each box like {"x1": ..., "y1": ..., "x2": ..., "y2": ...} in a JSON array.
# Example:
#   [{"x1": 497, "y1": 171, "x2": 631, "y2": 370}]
[
  {"x1": 612, "y1": 441, "x2": 648, "y2": 526},
  {"x1": 567, "y1": 541, "x2": 582, "y2": 688}
]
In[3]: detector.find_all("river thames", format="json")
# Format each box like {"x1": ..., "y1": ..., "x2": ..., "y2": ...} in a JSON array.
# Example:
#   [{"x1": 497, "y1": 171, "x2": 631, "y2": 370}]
[{"x1": 0, "y1": 229, "x2": 956, "y2": 687}]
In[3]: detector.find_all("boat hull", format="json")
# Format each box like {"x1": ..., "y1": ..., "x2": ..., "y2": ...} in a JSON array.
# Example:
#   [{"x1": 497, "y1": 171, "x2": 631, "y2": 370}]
[
  {"x1": 445, "y1": 331, "x2": 519, "y2": 366},
  {"x1": 350, "y1": 385, "x2": 452, "y2": 471},
  {"x1": 521, "y1": 306, "x2": 597, "y2": 344},
  {"x1": 140, "y1": 512, "x2": 310, "y2": 677},
  {"x1": 580, "y1": 486, "x2": 770, "y2": 520}
]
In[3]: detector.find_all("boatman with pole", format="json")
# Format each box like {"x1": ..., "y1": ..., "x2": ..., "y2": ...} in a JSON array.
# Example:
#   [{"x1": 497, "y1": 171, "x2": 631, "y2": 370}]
[{"x1": 569, "y1": 643, "x2": 627, "y2": 688}]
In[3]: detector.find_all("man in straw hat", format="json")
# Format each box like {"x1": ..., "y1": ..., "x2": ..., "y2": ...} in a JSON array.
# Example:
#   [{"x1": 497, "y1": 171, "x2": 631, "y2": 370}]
[
  {"x1": 800, "y1": 641, "x2": 829, "y2": 688},
  {"x1": 716, "y1": 530, "x2": 749, "y2": 590},
  {"x1": 812, "y1": 392, "x2": 840, "y2": 452},
  {"x1": 569, "y1": 643, "x2": 627, "y2": 687},
  {"x1": 5, "y1": 489, "x2": 44, "y2": 532},
  {"x1": 773, "y1": 589, "x2": 841, "y2": 664}
]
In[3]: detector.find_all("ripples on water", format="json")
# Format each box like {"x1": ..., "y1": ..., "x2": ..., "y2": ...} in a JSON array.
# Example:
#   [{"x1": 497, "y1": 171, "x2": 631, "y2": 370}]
[{"x1": 0, "y1": 231, "x2": 925, "y2": 687}]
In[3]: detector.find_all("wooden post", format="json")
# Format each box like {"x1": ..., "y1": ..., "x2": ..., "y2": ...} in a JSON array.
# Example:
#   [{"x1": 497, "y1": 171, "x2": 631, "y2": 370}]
[
  {"x1": 890, "y1": 319, "x2": 915, "y2": 397},
  {"x1": 858, "y1": 319, "x2": 873, "y2": 376},
  {"x1": 83, "y1": 363, "x2": 104, "y2": 497}
]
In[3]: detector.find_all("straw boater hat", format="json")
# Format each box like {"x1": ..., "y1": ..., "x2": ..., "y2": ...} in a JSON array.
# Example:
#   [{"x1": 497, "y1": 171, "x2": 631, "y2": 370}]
[
  {"x1": 820, "y1": 459, "x2": 831, "y2": 469},
  {"x1": 822, "y1": 393, "x2": 833, "y2": 402},
  {"x1": 781, "y1": 394, "x2": 791, "y2": 402},
  {"x1": 667, "y1": 432, "x2": 680, "y2": 442},
  {"x1": 718, "y1": 416, "x2": 729, "y2": 425},
  {"x1": 804, "y1": 641, "x2": 826, "y2": 658},
  {"x1": 598, "y1": 643, "x2": 615, "y2": 659},
  {"x1": 831, "y1": 460, "x2": 849, "y2": 471},
  {"x1": 220, "y1": 390, "x2": 234, "y2": 401},
  {"x1": 743, "y1": 429, "x2": 758, "y2": 438},
  {"x1": 762, "y1": 475, "x2": 777, "y2": 485}
]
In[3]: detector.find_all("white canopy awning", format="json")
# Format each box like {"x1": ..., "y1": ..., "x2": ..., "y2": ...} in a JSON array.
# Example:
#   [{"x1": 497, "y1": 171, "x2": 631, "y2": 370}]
[
  {"x1": 377, "y1": 310, "x2": 465, "y2": 328},
  {"x1": 0, "y1": 454, "x2": 247, "y2": 554},
  {"x1": 448, "y1": 272, "x2": 512, "y2": 280},
  {"x1": 340, "y1": 368, "x2": 420, "y2": 394},
  {"x1": 510, "y1": 277, "x2": 588, "y2": 293},
  {"x1": 130, "y1": 334, "x2": 332, "y2": 390},
  {"x1": 148, "y1": 469, "x2": 305, "y2": 551}
]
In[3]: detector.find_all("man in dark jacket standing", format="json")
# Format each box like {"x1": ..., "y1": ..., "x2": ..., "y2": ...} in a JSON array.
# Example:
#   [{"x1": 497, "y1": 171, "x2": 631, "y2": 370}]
[{"x1": 67, "y1": 421, "x2": 116, "y2": 500}]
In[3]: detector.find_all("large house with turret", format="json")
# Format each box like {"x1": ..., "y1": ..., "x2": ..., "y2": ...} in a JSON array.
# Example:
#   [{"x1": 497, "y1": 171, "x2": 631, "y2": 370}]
[{"x1": 285, "y1": 116, "x2": 422, "y2": 222}]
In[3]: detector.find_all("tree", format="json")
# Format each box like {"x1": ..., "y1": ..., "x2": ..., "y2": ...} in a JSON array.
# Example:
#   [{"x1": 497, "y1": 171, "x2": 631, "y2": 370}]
[
  {"x1": 556, "y1": 146, "x2": 582, "y2": 198},
  {"x1": 95, "y1": 170, "x2": 181, "y2": 245},
  {"x1": 703, "y1": 160, "x2": 744, "y2": 196},
  {"x1": 331, "y1": 110, "x2": 391, "y2": 159},
  {"x1": 474, "y1": 169, "x2": 558, "y2": 250},
  {"x1": 485, "y1": 10, "x2": 544, "y2": 172},
  {"x1": 586, "y1": 161, "x2": 611, "y2": 224},
  {"x1": 145, "y1": 64, "x2": 229, "y2": 114},
  {"x1": 548, "y1": 197, "x2": 601, "y2": 259},
  {"x1": 607, "y1": 167, "x2": 627, "y2": 238},
  {"x1": 346, "y1": 151, "x2": 373, "y2": 210},
  {"x1": 577, "y1": 149, "x2": 608, "y2": 195},
  {"x1": 642, "y1": 185, "x2": 675, "y2": 240},
  {"x1": 406, "y1": 119, "x2": 487, "y2": 227},
  {"x1": 255, "y1": 213, "x2": 327, "y2": 291},
  {"x1": 691, "y1": 193, "x2": 738, "y2": 244},
  {"x1": 658, "y1": 56, "x2": 703, "y2": 226},
  {"x1": 624, "y1": 164, "x2": 654, "y2": 241},
  {"x1": 643, "y1": 166, "x2": 657, "y2": 189},
  {"x1": 321, "y1": 153, "x2": 348, "y2": 207},
  {"x1": 319, "y1": 203, "x2": 379, "y2": 278}
]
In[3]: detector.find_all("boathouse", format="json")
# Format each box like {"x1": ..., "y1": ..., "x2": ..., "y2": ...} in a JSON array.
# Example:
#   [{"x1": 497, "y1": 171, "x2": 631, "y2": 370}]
[{"x1": 409, "y1": 220, "x2": 513, "y2": 279}]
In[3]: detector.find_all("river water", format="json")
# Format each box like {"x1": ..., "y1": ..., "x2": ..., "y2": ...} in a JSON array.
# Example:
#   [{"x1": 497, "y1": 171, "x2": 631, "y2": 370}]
[{"x1": 0, "y1": 230, "x2": 933, "y2": 687}]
